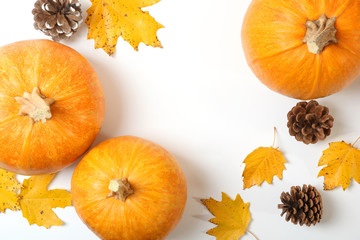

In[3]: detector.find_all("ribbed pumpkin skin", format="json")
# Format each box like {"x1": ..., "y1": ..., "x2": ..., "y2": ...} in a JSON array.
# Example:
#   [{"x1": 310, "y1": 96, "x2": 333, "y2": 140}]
[
  {"x1": 242, "y1": 0, "x2": 360, "y2": 100},
  {"x1": 0, "y1": 39, "x2": 105, "y2": 175},
  {"x1": 71, "y1": 136, "x2": 187, "y2": 240}
]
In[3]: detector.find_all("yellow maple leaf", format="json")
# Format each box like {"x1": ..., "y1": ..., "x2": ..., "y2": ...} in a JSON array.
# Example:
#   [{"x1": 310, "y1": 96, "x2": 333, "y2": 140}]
[
  {"x1": 18, "y1": 174, "x2": 72, "y2": 228},
  {"x1": 0, "y1": 168, "x2": 21, "y2": 213},
  {"x1": 318, "y1": 141, "x2": 360, "y2": 190},
  {"x1": 86, "y1": 0, "x2": 164, "y2": 55},
  {"x1": 242, "y1": 128, "x2": 287, "y2": 189},
  {"x1": 201, "y1": 193, "x2": 251, "y2": 240},
  {"x1": 242, "y1": 147, "x2": 286, "y2": 189}
]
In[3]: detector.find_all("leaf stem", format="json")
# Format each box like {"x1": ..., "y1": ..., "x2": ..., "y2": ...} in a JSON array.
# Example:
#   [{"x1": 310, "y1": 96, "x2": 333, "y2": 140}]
[
  {"x1": 246, "y1": 230, "x2": 259, "y2": 240},
  {"x1": 352, "y1": 136, "x2": 360, "y2": 147},
  {"x1": 272, "y1": 127, "x2": 277, "y2": 148}
]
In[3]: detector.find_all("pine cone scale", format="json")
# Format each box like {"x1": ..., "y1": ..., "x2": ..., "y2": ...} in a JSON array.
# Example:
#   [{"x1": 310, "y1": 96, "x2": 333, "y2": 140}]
[
  {"x1": 303, "y1": 204, "x2": 309, "y2": 212},
  {"x1": 293, "y1": 106, "x2": 306, "y2": 115},
  {"x1": 314, "y1": 105, "x2": 324, "y2": 117},
  {"x1": 298, "y1": 199, "x2": 304, "y2": 208},
  {"x1": 46, "y1": 15, "x2": 57, "y2": 28},
  {"x1": 296, "y1": 113, "x2": 305, "y2": 122},
  {"x1": 45, "y1": 3, "x2": 58, "y2": 13},
  {"x1": 295, "y1": 133, "x2": 303, "y2": 142},
  {"x1": 286, "y1": 212, "x2": 292, "y2": 221},
  {"x1": 299, "y1": 212, "x2": 306, "y2": 221},
  {"x1": 68, "y1": 20, "x2": 78, "y2": 29},
  {"x1": 293, "y1": 123, "x2": 302, "y2": 133},
  {"x1": 301, "y1": 125, "x2": 312, "y2": 135},
  {"x1": 315, "y1": 128, "x2": 326, "y2": 139},
  {"x1": 305, "y1": 113, "x2": 316, "y2": 122},
  {"x1": 55, "y1": 25, "x2": 64, "y2": 34},
  {"x1": 34, "y1": 13, "x2": 48, "y2": 22},
  {"x1": 67, "y1": 13, "x2": 82, "y2": 22},
  {"x1": 302, "y1": 135, "x2": 312, "y2": 144},
  {"x1": 49, "y1": 28, "x2": 58, "y2": 37},
  {"x1": 306, "y1": 101, "x2": 317, "y2": 110}
]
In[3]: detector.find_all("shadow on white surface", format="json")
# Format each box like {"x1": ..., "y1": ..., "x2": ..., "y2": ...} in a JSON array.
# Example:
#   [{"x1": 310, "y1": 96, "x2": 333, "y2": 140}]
[
  {"x1": 87, "y1": 56, "x2": 125, "y2": 143},
  {"x1": 167, "y1": 153, "x2": 209, "y2": 239},
  {"x1": 320, "y1": 190, "x2": 335, "y2": 225}
]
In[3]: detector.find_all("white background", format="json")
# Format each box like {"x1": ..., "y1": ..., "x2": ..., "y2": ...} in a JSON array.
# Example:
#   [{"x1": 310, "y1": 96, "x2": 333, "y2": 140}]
[{"x1": 1, "y1": 0, "x2": 360, "y2": 239}]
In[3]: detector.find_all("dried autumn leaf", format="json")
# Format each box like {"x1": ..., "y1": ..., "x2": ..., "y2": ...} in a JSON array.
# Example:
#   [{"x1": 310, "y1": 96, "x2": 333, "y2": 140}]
[
  {"x1": 201, "y1": 193, "x2": 251, "y2": 240},
  {"x1": 86, "y1": 0, "x2": 163, "y2": 55},
  {"x1": 242, "y1": 147, "x2": 286, "y2": 189},
  {"x1": 0, "y1": 168, "x2": 21, "y2": 213},
  {"x1": 318, "y1": 141, "x2": 360, "y2": 190},
  {"x1": 242, "y1": 128, "x2": 286, "y2": 189},
  {"x1": 18, "y1": 174, "x2": 72, "y2": 228}
]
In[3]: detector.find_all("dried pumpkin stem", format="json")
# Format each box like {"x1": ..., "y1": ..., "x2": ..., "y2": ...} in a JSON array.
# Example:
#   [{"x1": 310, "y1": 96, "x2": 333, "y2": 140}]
[
  {"x1": 14, "y1": 87, "x2": 55, "y2": 124},
  {"x1": 107, "y1": 178, "x2": 134, "y2": 202},
  {"x1": 303, "y1": 14, "x2": 338, "y2": 54}
]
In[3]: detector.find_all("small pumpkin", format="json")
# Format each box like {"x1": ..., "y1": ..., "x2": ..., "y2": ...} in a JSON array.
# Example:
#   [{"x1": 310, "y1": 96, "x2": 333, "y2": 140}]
[
  {"x1": 0, "y1": 39, "x2": 104, "y2": 175},
  {"x1": 242, "y1": 0, "x2": 360, "y2": 99},
  {"x1": 71, "y1": 136, "x2": 187, "y2": 240}
]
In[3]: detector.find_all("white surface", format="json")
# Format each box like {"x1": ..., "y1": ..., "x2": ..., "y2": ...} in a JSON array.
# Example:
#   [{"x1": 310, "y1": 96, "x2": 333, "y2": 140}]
[{"x1": 1, "y1": 0, "x2": 360, "y2": 239}]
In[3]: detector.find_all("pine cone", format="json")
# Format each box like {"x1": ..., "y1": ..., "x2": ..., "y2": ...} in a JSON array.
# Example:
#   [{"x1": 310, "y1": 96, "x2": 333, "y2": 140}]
[
  {"x1": 278, "y1": 185, "x2": 323, "y2": 226},
  {"x1": 287, "y1": 100, "x2": 334, "y2": 144},
  {"x1": 32, "y1": 0, "x2": 83, "y2": 41}
]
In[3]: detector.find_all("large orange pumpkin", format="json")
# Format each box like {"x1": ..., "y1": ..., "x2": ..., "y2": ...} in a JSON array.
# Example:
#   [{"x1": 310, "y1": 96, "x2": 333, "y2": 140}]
[
  {"x1": 242, "y1": 0, "x2": 360, "y2": 99},
  {"x1": 71, "y1": 136, "x2": 187, "y2": 240},
  {"x1": 0, "y1": 39, "x2": 104, "y2": 175}
]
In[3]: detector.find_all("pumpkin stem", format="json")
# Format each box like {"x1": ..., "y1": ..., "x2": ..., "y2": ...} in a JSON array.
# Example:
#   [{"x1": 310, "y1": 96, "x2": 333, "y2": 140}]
[
  {"x1": 107, "y1": 178, "x2": 134, "y2": 202},
  {"x1": 14, "y1": 87, "x2": 55, "y2": 124},
  {"x1": 303, "y1": 14, "x2": 338, "y2": 54}
]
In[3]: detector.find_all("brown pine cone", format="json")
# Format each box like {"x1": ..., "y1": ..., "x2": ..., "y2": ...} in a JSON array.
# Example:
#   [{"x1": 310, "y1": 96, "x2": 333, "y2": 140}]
[
  {"x1": 32, "y1": 0, "x2": 83, "y2": 41},
  {"x1": 278, "y1": 185, "x2": 323, "y2": 226},
  {"x1": 287, "y1": 100, "x2": 334, "y2": 144}
]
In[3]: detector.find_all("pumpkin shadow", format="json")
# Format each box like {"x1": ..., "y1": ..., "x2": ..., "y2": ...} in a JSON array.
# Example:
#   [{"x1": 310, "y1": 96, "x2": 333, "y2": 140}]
[
  {"x1": 166, "y1": 152, "x2": 209, "y2": 240},
  {"x1": 320, "y1": 75, "x2": 360, "y2": 139},
  {"x1": 336, "y1": 75, "x2": 360, "y2": 97},
  {"x1": 85, "y1": 57, "x2": 125, "y2": 146}
]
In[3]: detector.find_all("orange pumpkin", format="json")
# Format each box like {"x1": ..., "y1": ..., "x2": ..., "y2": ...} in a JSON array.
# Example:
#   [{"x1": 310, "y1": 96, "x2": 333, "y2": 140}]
[
  {"x1": 0, "y1": 39, "x2": 104, "y2": 175},
  {"x1": 242, "y1": 0, "x2": 360, "y2": 99},
  {"x1": 71, "y1": 136, "x2": 187, "y2": 240}
]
